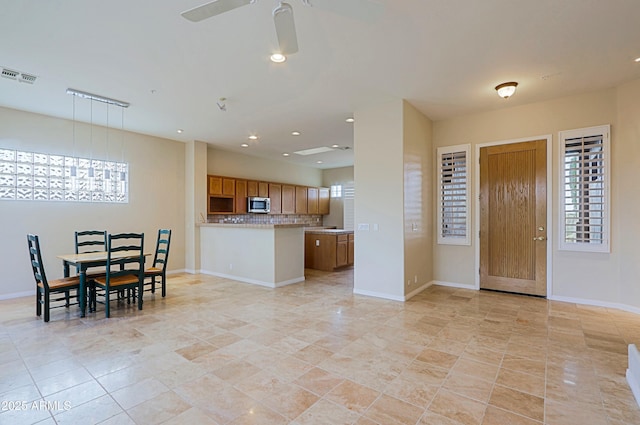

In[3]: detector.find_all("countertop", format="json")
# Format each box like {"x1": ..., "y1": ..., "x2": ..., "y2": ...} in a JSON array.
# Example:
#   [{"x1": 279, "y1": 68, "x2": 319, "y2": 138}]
[
  {"x1": 304, "y1": 228, "x2": 354, "y2": 235},
  {"x1": 199, "y1": 223, "x2": 305, "y2": 229}
]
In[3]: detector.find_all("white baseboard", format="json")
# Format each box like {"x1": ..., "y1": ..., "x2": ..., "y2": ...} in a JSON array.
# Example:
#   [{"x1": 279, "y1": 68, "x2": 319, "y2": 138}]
[
  {"x1": 549, "y1": 295, "x2": 640, "y2": 315},
  {"x1": 353, "y1": 288, "x2": 405, "y2": 302},
  {"x1": 0, "y1": 290, "x2": 32, "y2": 301},
  {"x1": 627, "y1": 344, "x2": 640, "y2": 408},
  {"x1": 404, "y1": 281, "x2": 433, "y2": 300},
  {"x1": 167, "y1": 269, "x2": 187, "y2": 275},
  {"x1": 199, "y1": 270, "x2": 304, "y2": 288},
  {"x1": 433, "y1": 280, "x2": 478, "y2": 290}
]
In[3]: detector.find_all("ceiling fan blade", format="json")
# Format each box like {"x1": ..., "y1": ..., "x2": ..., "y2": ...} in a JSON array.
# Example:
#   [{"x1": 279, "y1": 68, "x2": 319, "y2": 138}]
[
  {"x1": 181, "y1": 0, "x2": 253, "y2": 22},
  {"x1": 273, "y1": 2, "x2": 299, "y2": 55}
]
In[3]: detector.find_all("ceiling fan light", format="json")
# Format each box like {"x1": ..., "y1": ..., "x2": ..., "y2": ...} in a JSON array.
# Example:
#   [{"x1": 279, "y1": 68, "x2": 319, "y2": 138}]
[
  {"x1": 270, "y1": 53, "x2": 286, "y2": 63},
  {"x1": 495, "y1": 82, "x2": 518, "y2": 98}
]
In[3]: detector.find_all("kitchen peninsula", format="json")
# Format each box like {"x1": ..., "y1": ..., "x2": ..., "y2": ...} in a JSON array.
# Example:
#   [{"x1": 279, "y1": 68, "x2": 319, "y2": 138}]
[{"x1": 200, "y1": 223, "x2": 305, "y2": 288}]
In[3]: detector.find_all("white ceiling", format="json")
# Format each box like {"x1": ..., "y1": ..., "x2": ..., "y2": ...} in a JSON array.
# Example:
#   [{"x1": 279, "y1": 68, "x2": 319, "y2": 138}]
[{"x1": 1, "y1": 0, "x2": 639, "y2": 169}]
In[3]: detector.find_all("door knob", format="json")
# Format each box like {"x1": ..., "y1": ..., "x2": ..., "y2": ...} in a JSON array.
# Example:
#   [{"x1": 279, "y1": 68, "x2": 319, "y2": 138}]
[
  {"x1": 538, "y1": 226, "x2": 545, "y2": 231},
  {"x1": 532, "y1": 236, "x2": 546, "y2": 241}
]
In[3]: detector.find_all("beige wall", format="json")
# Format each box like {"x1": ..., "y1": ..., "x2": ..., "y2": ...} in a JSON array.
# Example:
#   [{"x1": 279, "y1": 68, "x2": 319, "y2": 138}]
[
  {"x1": 403, "y1": 101, "x2": 433, "y2": 295},
  {"x1": 0, "y1": 107, "x2": 186, "y2": 298},
  {"x1": 207, "y1": 147, "x2": 322, "y2": 187},
  {"x1": 353, "y1": 99, "x2": 405, "y2": 299},
  {"x1": 432, "y1": 85, "x2": 640, "y2": 311}
]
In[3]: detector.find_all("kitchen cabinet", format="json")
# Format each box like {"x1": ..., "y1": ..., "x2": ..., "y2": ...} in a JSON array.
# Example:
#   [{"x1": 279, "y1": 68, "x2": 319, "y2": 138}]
[
  {"x1": 319, "y1": 187, "x2": 330, "y2": 215},
  {"x1": 209, "y1": 176, "x2": 235, "y2": 196},
  {"x1": 269, "y1": 183, "x2": 282, "y2": 214},
  {"x1": 282, "y1": 185, "x2": 295, "y2": 214},
  {"x1": 307, "y1": 187, "x2": 319, "y2": 214},
  {"x1": 258, "y1": 182, "x2": 269, "y2": 198},
  {"x1": 304, "y1": 230, "x2": 354, "y2": 271},
  {"x1": 336, "y1": 234, "x2": 348, "y2": 267},
  {"x1": 207, "y1": 174, "x2": 330, "y2": 216},
  {"x1": 247, "y1": 181, "x2": 258, "y2": 197},
  {"x1": 295, "y1": 186, "x2": 308, "y2": 214},
  {"x1": 208, "y1": 176, "x2": 235, "y2": 214},
  {"x1": 235, "y1": 179, "x2": 247, "y2": 214},
  {"x1": 348, "y1": 233, "x2": 354, "y2": 265}
]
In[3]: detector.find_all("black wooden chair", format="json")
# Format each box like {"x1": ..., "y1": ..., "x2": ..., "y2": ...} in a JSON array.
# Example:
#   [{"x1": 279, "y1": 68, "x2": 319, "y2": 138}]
[
  {"x1": 144, "y1": 229, "x2": 172, "y2": 297},
  {"x1": 74, "y1": 230, "x2": 107, "y2": 311},
  {"x1": 75, "y1": 230, "x2": 107, "y2": 254},
  {"x1": 28, "y1": 234, "x2": 80, "y2": 322},
  {"x1": 93, "y1": 233, "x2": 144, "y2": 318}
]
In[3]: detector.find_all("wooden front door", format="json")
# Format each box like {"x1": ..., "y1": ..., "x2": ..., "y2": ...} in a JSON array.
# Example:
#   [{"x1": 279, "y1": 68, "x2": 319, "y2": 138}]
[{"x1": 480, "y1": 140, "x2": 547, "y2": 296}]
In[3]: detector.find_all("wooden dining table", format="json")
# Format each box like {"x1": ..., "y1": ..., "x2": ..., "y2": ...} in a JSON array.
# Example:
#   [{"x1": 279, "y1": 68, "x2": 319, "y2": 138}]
[{"x1": 57, "y1": 250, "x2": 148, "y2": 317}]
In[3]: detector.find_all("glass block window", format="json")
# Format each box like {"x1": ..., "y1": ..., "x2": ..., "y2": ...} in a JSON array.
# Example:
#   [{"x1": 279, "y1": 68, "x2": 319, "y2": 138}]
[
  {"x1": 0, "y1": 148, "x2": 129, "y2": 203},
  {"x1": 437, "y1": 144, "x2": 470, "y2": 245},
  {"x1": 559, "y1": 125, "x2": 610, "y2": 252}
]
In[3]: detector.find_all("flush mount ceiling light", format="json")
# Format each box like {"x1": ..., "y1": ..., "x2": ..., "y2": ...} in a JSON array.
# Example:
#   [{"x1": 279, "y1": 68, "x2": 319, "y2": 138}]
[
  {"x1": 291, "y1": 131, "x2": 301, "y2": 136},
  {"x1": 248, "y1": 135, "x2": 258, "y2": 140},
  {"x1": 331, "y1": 144, "x2": 339, "y2": 148},
  {"x1": 282, "y1": 153, "x2": 290, "y2": 157},
  {"x1": 495, "y1": 82, "x2": 518, "y2": 99},
  {"x1": 345, "y1": 117, "x2": 355, "y2": 123},
  {"x1": 270, "y1": 53, "x2": 286, "y2": 63},
  {"x1": 241, "y1": 143, "x2": 249, "y2": 148},
  {"x1": 177, "y1": 129, "x2": 184, "y2": 134}
]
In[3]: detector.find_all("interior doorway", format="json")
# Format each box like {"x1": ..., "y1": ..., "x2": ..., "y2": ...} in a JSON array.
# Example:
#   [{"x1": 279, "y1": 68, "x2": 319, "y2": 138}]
[{"x1": 478, "y1": 139, "x2": 549, "y2": 297}]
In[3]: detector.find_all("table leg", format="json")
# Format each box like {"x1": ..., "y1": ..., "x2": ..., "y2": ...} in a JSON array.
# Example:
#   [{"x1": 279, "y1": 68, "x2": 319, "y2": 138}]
[{"x1": 79, "y1": 270, "x2": 86, "y2": 318}]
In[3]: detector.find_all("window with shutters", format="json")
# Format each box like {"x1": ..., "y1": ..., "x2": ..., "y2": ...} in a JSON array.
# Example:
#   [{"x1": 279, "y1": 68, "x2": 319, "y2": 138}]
[
  {"x1": 437, "y1": 144, "x2": 470, "y2": 245},
  {"x1": 558, "y1": 125, "x2": 610, "y2": 252}
]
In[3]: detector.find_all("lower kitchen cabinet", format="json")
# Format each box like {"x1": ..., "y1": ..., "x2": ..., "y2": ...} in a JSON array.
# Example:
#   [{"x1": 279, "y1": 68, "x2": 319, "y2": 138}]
[{"x1": 305, "y1": 231, "x2": 354, "y2": 271}]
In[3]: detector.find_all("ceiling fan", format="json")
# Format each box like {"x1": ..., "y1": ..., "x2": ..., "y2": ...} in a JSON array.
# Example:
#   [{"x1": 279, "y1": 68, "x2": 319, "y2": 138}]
[{"x1": 181, "y1": 0, "x2": 310, "y2": 56}]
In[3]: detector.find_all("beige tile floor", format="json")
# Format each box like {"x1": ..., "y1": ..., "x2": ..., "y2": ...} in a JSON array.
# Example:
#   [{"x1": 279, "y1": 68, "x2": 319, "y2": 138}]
[{"x1": 2, "y1": 269, "x2": 640, "y2": 424}]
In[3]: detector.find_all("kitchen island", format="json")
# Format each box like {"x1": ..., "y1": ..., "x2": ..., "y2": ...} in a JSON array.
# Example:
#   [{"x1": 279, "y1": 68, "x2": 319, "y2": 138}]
[
  {"x1": 305, "y1": 228, "x2": 354, "y2": 271},
  {"x1": 200, "y1": 223, "x2": 305, "y2": 288}
]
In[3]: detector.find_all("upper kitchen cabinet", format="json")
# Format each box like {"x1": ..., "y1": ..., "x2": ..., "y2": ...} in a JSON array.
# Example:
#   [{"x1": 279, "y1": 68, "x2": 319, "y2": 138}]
[
  {"x1": 258, "y1": 182, "x2": 269, "y2": 198},
  {"x1": 307, "y1": 187, "x2": 319, "y2": 214},
  {"x1": 209, "y1": 176, "x2": 235, "y2": 196},
  {"x1": 319, "y1": 187, "x2": 330, "y2": 215},
  {"x1": 208, "y1": 175, "x2": 235, "y2": 214},
  {"x1": 247, "y1": 180, "x2": 258, "y2": 197},
  {"x1": 282, "y1": 185, "x2": 295, "y2": 214},
  {"x1": 269, "y1": 183, "x2": 282, "y2": 214},
  {"x1": 295, "y1": 186, "x2": 308, "y2": 214},
  {"x1": 235, "y1": 179, "x2": 247, "y2": 214}
]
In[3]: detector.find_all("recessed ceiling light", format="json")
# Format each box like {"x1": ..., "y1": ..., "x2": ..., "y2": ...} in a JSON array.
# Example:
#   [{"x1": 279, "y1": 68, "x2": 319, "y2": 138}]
[
  {"x1": 177, "y1": 129, "x2": 184, "y2": 134},
  {"x1": 316, "y1": 161, "x2": 323, "y2": 164},
  {"x1": 282, "y1": 153, "x2": 290, "y2": 157},
  {"x1": 270, "y1": 53, "x2": 286, "y2": 63},
  {"x1": 241, "y1": 143, "x2": 249, "y2": 148},
  {"x1": 291, "y1": 131, "x2": 301, "y2": 136},
  {"x1": 635, "y1": 57, "x2": 640, "y2": 63},
  {"x1": 345, "y1": 117, "x2": 354, "y2": 123},
  {"x1": 248, "y1": 135, "x2": 258, "y2": 140},
  {"x1": 331, "y1": 144, "x2": 339, "y2": 148}
]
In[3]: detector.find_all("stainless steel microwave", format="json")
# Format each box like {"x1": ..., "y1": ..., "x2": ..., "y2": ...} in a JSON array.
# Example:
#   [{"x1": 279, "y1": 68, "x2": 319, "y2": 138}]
[{"x1": 248, "y1": 197, "x2": 270, "y2": 213}]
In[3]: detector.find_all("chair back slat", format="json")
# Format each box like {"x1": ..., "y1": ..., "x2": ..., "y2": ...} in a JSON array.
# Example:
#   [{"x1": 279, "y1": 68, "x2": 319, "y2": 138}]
[
  {"x1": 27, "y1": 234, "x2": 49, "y2": 290},
  {"x1": 152, "y1": 229, "x2": 172, "y2": 272},
  {"x1": 75, "y1": 230, "x2": 107, "y2": 254},
  {"x1": 105, "y1": 232, "x2": 144, "y2": 283}
]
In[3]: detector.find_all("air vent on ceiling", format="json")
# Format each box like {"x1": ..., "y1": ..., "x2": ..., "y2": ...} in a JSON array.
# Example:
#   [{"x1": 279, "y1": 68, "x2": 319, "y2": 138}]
[
  {"x1": 1, "y1": 67, "x2": 37, "y2": 84},
  {"x1": 1, "y1": 68, "x2": 19, "y2": 80},
  {"x1": 19, "y1": 73, "x2": 37, "y2": 84}
]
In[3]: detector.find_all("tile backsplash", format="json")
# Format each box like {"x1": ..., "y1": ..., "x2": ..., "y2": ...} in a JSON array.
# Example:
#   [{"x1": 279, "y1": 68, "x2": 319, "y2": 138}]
[{"x1": 208, "y1": 214, "x2": 323, "y2": 226}]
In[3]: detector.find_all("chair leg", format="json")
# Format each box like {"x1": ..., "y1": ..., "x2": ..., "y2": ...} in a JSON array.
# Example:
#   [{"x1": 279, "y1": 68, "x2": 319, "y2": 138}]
[
  {"x1": 161, "y1": 275, "x2": 166, "y2": 298},
  {"x1": 105, "y1": 290, "x2": 110, "y2": 318},
  {"x1": 65, "y1": 290, "x2": 70, "y2": 308},
  {"x1": 36, "y1": 290, "x2": 42, "y2": 317},
  {"x1": 151, "y1": 276, "x2": 156, "y2": 294},
  {"x1": 44, "y1": 292, "x2": 50, "y2": 323},
  {"x1": 137, "y1": 286, "x2": 143, "y2": 310}
]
